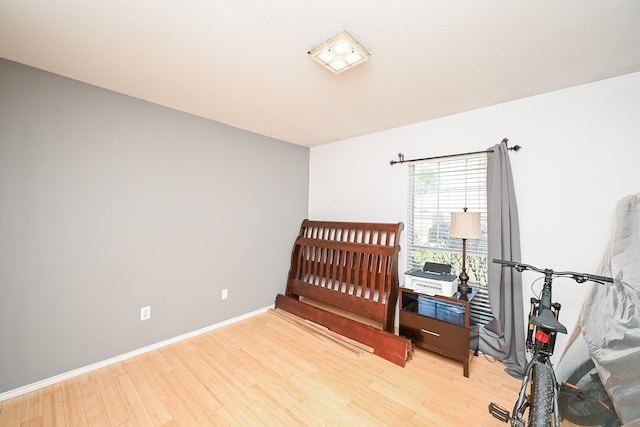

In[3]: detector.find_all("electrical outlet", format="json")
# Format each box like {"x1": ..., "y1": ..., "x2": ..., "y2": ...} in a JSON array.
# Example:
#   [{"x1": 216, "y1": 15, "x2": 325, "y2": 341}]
[
  {"x1": 140, "y1": 305, "x2": 151, "y2": 321},
  {"x1": 221, "y1": 289, "x2": 228, "y2": 300}
]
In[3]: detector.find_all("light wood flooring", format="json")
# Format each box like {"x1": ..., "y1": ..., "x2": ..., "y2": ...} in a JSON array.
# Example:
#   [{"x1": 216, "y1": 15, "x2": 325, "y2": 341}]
[{"x1": 1, "y1": 309, "x2": 540, "y2": 426}]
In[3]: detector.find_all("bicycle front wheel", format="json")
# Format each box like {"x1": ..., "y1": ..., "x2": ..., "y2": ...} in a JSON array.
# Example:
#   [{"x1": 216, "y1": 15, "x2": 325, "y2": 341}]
[{"x1": 529, "y1": 362, "x2": 555, "y2": 427}]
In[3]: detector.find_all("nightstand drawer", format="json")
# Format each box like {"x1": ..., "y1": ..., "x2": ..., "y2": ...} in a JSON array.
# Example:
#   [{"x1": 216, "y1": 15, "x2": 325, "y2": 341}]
[{"x1": 399, "y1": 311, "x2": 468, "y2": 356}]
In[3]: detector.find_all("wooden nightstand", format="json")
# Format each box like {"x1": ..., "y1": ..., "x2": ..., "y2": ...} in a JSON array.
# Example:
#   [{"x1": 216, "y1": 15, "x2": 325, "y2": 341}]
[{"x1": 399, "y1": 287, "x2": 473, "y2": 377}]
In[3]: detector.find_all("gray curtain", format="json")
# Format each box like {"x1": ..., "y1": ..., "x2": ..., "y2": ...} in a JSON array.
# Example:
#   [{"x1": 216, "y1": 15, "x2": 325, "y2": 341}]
[{"x1": 476, "y1": 140, "x2": 527, "y2": 378}]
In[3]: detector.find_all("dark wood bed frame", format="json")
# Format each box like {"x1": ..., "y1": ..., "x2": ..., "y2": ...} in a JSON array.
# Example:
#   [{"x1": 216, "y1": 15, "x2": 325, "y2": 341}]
[{"x1": 274, "y1": 219, "x2": 412, "y2": 366}]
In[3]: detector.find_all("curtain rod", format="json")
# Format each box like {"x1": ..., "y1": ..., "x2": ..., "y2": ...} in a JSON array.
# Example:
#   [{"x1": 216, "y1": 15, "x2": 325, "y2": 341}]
[{"x1": 389, "y1": 137, "x2": 521, "y2": 165}]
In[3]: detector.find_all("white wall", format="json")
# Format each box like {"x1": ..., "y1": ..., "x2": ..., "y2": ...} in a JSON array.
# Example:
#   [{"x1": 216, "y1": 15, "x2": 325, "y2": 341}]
[{"x1": 309, "y1": 72, "x2": 640, "y2": 361}]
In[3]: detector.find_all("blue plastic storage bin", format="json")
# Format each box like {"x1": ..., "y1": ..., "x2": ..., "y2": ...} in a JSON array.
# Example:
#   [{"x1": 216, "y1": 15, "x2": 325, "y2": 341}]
[
  {"x1": 436, "y1": 300, "x2": 465, "y2": 326},
  {"x1": 417, "y1": 295, "x2": 465, "y2": 326},
  {"x1": 417, "y1": 296, "x2": 436, "y2": 317}
]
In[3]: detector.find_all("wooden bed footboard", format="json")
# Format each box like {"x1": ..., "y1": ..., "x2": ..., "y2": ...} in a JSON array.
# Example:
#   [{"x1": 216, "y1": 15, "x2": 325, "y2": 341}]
[{"x1": 275, "y1": 219, "x2": 412, "y2": 366}]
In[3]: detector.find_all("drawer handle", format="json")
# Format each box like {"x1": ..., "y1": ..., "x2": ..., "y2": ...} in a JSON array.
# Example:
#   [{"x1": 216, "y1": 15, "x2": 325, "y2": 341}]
[{"x1": 421, "y1": 329, "x2": 440, "y2": 337}]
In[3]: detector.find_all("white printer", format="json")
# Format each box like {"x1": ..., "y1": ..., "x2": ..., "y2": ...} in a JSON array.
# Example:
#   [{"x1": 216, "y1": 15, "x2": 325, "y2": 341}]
[{"x1": 404, "y1": 262, "x2": 458, "y2": 296}]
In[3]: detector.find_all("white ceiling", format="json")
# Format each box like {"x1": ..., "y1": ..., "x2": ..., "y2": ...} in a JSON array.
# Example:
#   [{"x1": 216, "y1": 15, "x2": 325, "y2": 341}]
[{"x1": 2, "y1": 1, "x2": 640, "y2": 147}]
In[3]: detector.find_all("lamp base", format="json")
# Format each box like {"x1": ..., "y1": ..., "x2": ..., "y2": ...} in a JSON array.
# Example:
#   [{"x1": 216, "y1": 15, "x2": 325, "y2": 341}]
[
  {"x1": 458, "y1": 269, "x2": 472, "y2": 301},
  {"x1": 458, "y1": 284, "x2": 472, "y2": 301}
]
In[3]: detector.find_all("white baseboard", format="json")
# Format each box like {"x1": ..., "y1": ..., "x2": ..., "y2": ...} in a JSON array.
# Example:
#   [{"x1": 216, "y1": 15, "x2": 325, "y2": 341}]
[{"x1": 0, "y1": 305, "x2": 272, "y2": 402}]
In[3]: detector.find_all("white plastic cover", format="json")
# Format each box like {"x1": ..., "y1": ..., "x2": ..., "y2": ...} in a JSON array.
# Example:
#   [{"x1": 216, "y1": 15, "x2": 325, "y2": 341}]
[{"x1": 580, "y1": 193, "x2": 640, "y2": 426}]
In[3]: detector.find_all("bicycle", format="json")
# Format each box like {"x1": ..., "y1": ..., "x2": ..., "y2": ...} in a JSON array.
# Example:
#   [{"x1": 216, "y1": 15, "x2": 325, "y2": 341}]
[{"x1": 488, "y1": 259, "x2": 613, "y2": 427}]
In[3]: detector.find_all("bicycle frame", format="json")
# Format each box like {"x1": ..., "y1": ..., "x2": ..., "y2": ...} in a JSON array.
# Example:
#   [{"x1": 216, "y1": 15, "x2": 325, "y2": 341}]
[
  {"x1": 511, "y1": 269, "x2": 563, "y2": 426},
  {"x1": 489, "y1": 259, "x2": 613, "y2": 427}
]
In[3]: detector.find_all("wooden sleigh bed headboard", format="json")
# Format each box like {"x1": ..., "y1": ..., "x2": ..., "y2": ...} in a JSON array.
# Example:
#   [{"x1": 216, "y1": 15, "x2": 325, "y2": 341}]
[{"x1": 275, "y1": 219, "x2": 413, "y2": 366}]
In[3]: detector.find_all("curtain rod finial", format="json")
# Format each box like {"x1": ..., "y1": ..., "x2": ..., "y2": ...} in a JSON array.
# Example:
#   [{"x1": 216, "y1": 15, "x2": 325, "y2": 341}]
[
  {"x1": 390, "y1": 153, "x2": 404, "y2": 166},
  {"x1": 502, "y1": 137, "x2": 521, "y2": 152}
]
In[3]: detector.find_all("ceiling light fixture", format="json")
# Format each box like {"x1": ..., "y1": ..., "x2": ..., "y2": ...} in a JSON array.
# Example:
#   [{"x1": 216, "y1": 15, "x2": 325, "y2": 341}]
[{"x1": 308, "y1": 30, "x2": 371, "y2": 74}]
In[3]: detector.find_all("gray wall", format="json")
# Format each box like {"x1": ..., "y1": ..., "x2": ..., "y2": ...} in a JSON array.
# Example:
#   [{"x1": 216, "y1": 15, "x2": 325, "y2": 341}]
[{"x1": 0, "y1": 58, "x2": 309, "y2": 393}]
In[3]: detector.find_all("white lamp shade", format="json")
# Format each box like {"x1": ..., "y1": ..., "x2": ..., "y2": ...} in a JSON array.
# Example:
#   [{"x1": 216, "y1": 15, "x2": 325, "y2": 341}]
[{"x1": 450, "y1": 211, "x2": 482, "y2": 239}]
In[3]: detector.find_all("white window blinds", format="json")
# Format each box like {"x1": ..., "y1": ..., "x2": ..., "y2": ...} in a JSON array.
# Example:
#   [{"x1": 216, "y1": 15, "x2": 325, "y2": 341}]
[{"x1": 407, "y1": 154, "x2": 492, "y2": 325}]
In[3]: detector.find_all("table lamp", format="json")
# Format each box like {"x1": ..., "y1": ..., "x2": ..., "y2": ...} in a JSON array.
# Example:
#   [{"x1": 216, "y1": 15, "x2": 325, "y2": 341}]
[{"x1": 450, "y1": 208, "x2": 482, "y2": 300}]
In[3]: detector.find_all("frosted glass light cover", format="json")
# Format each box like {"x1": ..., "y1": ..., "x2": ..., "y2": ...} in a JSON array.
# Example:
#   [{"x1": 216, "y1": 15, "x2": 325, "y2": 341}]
[
  {"x1": 330, "y1": 59, "x2": 348, "y2": 71},
  {"x1": 318, "y1": 50, "x2": 335, "y2": 63},
  {"x1": 309, "y1": 30, "x2": 371, "y2": 74}
]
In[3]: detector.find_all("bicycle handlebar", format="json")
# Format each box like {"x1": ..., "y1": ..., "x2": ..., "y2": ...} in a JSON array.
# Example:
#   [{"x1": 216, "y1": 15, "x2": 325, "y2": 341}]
[{"x1": 493, "y1": 259, "x2": 613, "y2": 284}]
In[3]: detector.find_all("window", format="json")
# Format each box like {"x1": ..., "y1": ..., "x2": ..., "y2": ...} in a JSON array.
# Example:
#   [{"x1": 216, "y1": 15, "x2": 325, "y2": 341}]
[{"x1": 407, "y1": 154, "x2": 492, "y2": 326}]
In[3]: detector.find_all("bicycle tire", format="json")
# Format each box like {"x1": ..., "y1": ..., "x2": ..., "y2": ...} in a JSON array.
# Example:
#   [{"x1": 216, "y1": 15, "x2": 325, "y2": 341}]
[
  {"x1": 558, "y1": 359, "x2": 620, "y2": 426},
  {"x1": 529, "y1": 362, "x2": 555, "y2": 427}
]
